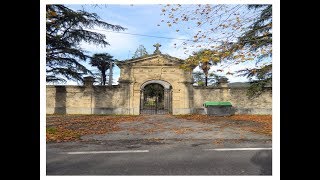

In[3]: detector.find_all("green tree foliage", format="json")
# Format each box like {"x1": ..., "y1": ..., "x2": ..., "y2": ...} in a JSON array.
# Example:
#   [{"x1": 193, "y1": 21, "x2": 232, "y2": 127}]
[
  {"x1": 193, "y1": 71, "x2": 205, "y2": 86},
  {"x1": 193, "y1": 71, "x2": 222, "y2": 86},
  {"x1": 237, "y1": 64, "x2": 272, "y2": 98},
  {"x1": 143, "y1": 83, "x2": 164, "y2": 107},
  {"x1": 233, "y1": 5, "x2": 272, "y2": 98},
  {"x1": 143, "y1": 84, "x2": 163, "y2": 106},
  {"x1": 46, "y1": 5, "x2": 126, "y2": 83},
  {"x1": 132, "y1": 45, "x2": 149, "y2": 58},
  {"x1": 160, "y1": 4, "x2": 272, "y2": 95},
  {"x1": 90, "y1": 53, "x2": 114, "y2": 85},
  {"x1": 182, "y1": 49, "x2": 219, "y2": 86},
  {"x1": 144, "y1": 84, "x2": 164, "y2": 99}
]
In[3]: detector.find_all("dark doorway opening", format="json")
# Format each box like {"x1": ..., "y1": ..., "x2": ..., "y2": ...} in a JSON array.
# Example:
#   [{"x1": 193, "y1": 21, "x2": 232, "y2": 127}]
[{"x1": 140, "y1": 83, "x2": 172, "y2": 115}]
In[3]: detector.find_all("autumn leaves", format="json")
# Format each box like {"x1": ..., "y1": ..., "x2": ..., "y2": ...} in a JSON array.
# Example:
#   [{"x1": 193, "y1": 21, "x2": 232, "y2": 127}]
[{"x1": 46, "y1": 114, "x2": 271, "y2": 143}]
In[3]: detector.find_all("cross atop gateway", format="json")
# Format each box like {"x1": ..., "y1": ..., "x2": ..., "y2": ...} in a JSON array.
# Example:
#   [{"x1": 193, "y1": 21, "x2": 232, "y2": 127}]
[{"x1": 153, "y1": 43, "x2": 161, "y2": 54}]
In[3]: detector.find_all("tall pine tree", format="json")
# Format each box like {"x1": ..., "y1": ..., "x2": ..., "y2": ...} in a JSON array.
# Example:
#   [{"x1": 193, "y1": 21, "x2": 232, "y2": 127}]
[
  {"x1": 234, "y1": 5, "x2": 272, "y2": 98},
  {"x1": 46, "y1": 5, "x2": 126, "y2": 83},
  {"x1": 90, "y1": 53, "x2": 114, "y2": 85},
  {"x1": 132, "y1": 45, "x2": 149, "y2": 59}
]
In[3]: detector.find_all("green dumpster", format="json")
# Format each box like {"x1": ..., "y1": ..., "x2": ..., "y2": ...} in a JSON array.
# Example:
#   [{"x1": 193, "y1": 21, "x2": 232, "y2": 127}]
[{"x1": 203, "y1": 101, "x2": 233, "y2": 116}]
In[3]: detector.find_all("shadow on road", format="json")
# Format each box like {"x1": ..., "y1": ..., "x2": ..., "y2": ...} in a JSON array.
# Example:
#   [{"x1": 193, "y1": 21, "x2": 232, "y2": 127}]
[{"x1": 250, "y1": 150, "x2": 272, "y2": 175}]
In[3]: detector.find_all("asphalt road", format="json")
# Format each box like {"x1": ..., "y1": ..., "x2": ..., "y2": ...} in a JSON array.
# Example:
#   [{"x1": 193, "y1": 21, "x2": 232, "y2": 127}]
[{"x1": 46, "y1": 140, "x2": 272, "y2": 175}]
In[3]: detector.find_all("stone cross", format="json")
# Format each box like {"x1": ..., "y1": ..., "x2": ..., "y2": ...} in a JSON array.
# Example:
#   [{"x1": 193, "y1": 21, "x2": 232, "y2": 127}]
[{"x1": 153, "y1": 43, "x2": 161, "y2": 54}]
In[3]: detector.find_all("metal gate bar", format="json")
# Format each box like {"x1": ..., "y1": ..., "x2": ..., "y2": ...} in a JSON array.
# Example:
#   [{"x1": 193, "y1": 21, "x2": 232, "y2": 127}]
[{"x1": 140, "y1": 88, "x2": 172, "y2": 115}]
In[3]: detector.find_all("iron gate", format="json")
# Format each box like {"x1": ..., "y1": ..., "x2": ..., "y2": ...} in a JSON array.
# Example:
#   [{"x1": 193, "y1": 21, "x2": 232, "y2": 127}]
[{"x1": 140, "y1": 88, "x2": 172, "y2": 115}]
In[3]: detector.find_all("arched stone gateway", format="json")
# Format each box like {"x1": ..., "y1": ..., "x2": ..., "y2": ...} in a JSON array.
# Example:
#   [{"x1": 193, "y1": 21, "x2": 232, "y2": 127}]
[
  {"x1": 116, "y1": 44, "x2": 194, "y2": 115},
  {"x1": 140, "y1": 80, "x2": 172, "y2": 114}
]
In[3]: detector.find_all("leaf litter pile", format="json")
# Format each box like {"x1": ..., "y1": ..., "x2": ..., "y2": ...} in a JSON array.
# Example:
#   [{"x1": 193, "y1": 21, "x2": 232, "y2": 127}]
[
  {"x1": 175, "y1": 114, "x2": 272, "y2": 136},
  {"x1": 46, "y1": 115, "x2": 145, "y2": 142},
  {"x1": 47, "y1": 114, "x2": 271, "y2": 143}
]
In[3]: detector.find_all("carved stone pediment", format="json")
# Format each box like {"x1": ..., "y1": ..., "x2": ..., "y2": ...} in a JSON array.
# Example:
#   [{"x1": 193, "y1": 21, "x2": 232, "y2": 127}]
[
  {"x1": 117, "y1": 54, "x2": 184, "y2": 68},
  {"x1": 133, "y1": 57, "x2": 177, "y2": 66}
]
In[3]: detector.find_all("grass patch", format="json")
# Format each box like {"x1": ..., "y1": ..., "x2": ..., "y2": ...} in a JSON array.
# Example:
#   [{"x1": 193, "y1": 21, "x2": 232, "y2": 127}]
[
  {"x1": 46, "y1": 127, "x2": 81, "y2": 142},
  {"x1": 46, "y1": 127, "x2": 57, "y2": 134}
]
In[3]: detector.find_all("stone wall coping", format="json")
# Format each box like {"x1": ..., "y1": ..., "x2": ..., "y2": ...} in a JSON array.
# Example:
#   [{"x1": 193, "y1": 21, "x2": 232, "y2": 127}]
[
  {"x1": 46, "y1": 85, "x2": 121, "y2": 88},
  {"x1": 47, "y1": 85, "x2": 272, "y2": 90},
  {"x1": 193, "y1": 86, "x2": 272, "y2": 89}
]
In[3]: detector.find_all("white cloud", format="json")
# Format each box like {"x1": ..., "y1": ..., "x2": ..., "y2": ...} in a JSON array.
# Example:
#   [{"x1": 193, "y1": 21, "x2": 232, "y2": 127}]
[
  {"x1": 113, "y1": 73, "x2": 120, "y2": 85},
  {"x1": 80, "y1": 27, "x2": 141, "y2": 60}
]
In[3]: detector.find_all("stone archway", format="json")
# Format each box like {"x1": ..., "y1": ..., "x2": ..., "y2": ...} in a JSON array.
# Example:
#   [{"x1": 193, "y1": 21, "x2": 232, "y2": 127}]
[
  {"x1": 116, "y1": 44, "x2": 194, "y2": 115},
  {"x1": 140, "y1": 80, "x2": 172, "y2": 114},
  {"x1": 140, "y1": 80, "x2": 172, "y2": 89}
]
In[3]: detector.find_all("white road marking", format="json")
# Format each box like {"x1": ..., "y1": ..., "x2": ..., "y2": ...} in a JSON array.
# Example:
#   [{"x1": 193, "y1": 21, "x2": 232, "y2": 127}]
[
  {"x1": 65, "y1": 150, "x2": 149, "y2": 154},
  {"x1": 204, "y1": 147, "x2": 272, "y2": 151}
]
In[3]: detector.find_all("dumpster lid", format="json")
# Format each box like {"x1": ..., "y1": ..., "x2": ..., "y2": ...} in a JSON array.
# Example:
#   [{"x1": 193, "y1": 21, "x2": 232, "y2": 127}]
[{"x1": 203, "y1": 101, "x2": 232, "y2": 107}]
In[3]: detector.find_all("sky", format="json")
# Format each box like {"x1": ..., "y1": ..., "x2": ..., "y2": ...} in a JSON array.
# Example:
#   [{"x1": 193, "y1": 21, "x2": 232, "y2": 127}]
[{"x1": 57, "y1": 4, "x2": 270, "y2": 85}]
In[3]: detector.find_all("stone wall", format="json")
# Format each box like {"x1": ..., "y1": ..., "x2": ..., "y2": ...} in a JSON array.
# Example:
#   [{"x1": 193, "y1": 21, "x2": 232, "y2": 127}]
[
  {"x1": 46, "y1": 85, "x2": 129, "y2": 114},
  {"x1": 47, "y1": 84, "x2": 272, "y2": 115},
  {"x1": 193, "y1": 86, "x2": 272, "y2": 115}
]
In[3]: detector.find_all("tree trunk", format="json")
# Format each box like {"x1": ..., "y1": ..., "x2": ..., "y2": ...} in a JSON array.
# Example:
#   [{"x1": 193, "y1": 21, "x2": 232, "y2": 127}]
[
  {"x1": 205, "y1": 74, "x2": 208, "y2": 86},
  {"x1": 204, "y1": 68, "x2": 209, "y2": 86},
  {"x1": 109, "y1": 60, "x2": 113, "y2": 86},
  {"x1": 102, "y1": 71, "x2": 106, "y2": 85},
  {"x1": 201, "y1": 62, "x2": 210, "y2": 87},
  {"x1": 100, "y1": 72, "x2": 103, "y2": 85}
]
